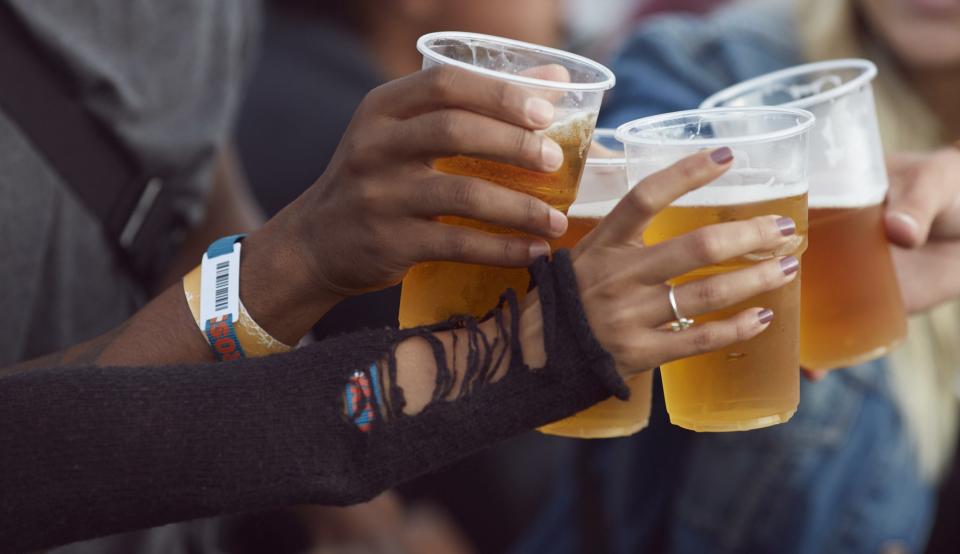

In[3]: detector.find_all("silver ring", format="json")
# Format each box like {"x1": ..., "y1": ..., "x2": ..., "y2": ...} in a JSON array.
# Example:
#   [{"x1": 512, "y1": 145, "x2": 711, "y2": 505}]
[{"x1": 668, "y1": 284, "x2": 695, "y2": 332}]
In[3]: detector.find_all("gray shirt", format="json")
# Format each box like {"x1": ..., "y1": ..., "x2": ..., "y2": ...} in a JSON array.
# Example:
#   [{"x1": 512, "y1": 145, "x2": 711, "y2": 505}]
[{"x1": 0, "y1": 0, "x2": 259, "y2": 365}]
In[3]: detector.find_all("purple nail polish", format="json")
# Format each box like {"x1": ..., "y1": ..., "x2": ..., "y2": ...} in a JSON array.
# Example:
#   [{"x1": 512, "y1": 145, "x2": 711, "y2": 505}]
[
  {"x1": 780, "y1": 256, "x2": 799, "y2": 276},
  {"x1": 758, "y1": 309, "x2": 774, "y2": 324},
  {"x1": 710, "y1": 147, "x2": 733, "y2": 165},
  {"x1": 775, "y1": 217, "x2": 796, "y2": 236}
]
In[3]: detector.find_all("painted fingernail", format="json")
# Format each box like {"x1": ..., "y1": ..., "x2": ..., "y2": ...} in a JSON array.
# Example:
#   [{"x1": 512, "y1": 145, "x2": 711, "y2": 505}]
[
  {"x1": 710, "y1": 146, "x2": 733, "y2": 165},
  {"x1": 529, "y1": 241, "x2": 551, "y2": 260},
  {"x1": 525, "y1": 97, "x2": 555, "y2": 126},
  {"x1": 775, "y1": 216, "x2": 796, "y2": 236},
  {"x1": 542, "y1": 139, "x2": 564, "y2": 171},
  {"x1": 549, "y1": 208, "x2": 568, "y2": 235},
  {"x1": 758, "y1": 308, "x2": 774, "y2": 325},
  {"x1": 780, "y1": 256, "x2": 799, "y2": 276}
]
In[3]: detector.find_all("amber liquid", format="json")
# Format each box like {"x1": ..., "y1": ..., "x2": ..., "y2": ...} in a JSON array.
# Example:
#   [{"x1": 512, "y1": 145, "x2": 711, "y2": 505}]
[
  {"x1": 799, "y1": 204, "x2": 906, "y2": 370},
  {"x1": 398, "y1": 119, "x2": 593, "y2": 327},
  {"x1": 643, "y1": 194, "x2": 808, "y2": 432},
  {"x1": 538, "y1": 216, "x2": 654, "y2": 438}
]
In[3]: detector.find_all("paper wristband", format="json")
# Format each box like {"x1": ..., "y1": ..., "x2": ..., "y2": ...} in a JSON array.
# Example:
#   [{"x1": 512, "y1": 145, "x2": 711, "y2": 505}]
[{"x1": 183, "y1": 236, "x2": 293, "y2": 359}]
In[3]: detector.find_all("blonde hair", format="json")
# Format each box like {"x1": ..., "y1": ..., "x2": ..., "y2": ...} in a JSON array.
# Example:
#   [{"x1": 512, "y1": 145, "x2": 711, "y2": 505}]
[{"x1": 796, "y1": 0, "x2": 960, "y2": 482}]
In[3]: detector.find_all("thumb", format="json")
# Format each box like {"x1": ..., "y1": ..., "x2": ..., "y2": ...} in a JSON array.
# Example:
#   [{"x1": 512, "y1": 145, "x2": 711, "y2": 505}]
[{"x1": 885, "y1": 170, "x2": 940, "y2": 248}]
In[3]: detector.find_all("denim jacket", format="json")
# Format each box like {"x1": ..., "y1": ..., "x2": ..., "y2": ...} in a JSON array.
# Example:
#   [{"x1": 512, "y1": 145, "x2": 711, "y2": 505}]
[{"x1": 517, "y1": 3, "x2": 933, "y2": 553}]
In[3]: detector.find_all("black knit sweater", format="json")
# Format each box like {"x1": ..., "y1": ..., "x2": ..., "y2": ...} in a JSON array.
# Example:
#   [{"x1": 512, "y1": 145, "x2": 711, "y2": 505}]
[{"x1": 0, "y1": 252, "x2": 626, "y2": 552}]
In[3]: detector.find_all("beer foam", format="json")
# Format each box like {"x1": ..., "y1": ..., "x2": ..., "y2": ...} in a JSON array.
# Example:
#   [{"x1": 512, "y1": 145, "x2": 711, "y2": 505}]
[
  {"x1": 668, "y1": 180, "x2": 808, "y2": 206},
  {"x1": 568, "y1": 199, "x2": 619, "y2": 218},
  {"x1": 807, "y1": 187, "x2": 886, "y2": 208}
]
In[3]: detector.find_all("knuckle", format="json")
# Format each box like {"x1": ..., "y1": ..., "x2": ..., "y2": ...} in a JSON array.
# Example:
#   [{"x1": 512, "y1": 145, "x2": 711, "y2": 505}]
[
  {"x1": 426, "y1": 65, "x2": 458, "y2": 100},
  {"x1": 627, "y1": 186, "x2": 658, "y2": 215},
  {"x1": 434, "y1": 111, "x2": 462, "y2": 143},
  {"x1": 692, "y1": 327, "x2": 718, "y2": 353},
  {"x1": 450, "y1": 178, "x2": 479, "y2": 209},
  {"x1": 735, "y1": 318, "x2": 753, "y2": 342},
  {"x1": 695, "y1": 281, "x2": 726, "y2": 309},
  {"x1": 691, "y1": 229, "x2": 723, "y2": 263},
  {"x1": 513, "y1": 129, "x2": 538, "y2": 161},
  {"x1": 445, "y1": 232, "x2": 470, "y2": 260}
]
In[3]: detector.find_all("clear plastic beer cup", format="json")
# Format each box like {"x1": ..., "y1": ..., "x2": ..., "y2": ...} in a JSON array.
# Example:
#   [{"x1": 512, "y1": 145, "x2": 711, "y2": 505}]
[
  {"x1": 617, "y1": 107, "x2": 814, "y2": 432},
  {"x1": 538, "y1": 129, "x2": 653, "y2": 439},
  {"x1": 701, "y1": 59, "x2": 907, "y2": 370},
  {"x1": 398, "y1": 32, "x2": 615, "y2": 328}
]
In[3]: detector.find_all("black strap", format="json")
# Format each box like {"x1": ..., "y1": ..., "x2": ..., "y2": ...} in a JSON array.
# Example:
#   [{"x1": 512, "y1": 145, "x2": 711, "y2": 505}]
[{"x1": 0, "y1": 4, "x2": 182, "y2": 279}]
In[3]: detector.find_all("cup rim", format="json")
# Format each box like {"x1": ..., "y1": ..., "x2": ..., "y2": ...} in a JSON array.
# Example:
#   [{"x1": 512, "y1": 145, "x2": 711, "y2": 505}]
[
  {"x1": 699, "y1": 58, "x2": 877, "y2": 110},
  {"x1": 585, "y1": 128, "x2": 626, "y2": 167},
  {"x1": 615, "y1": 107, "x2": 815, "y2": 147},
  {"x1": 417, "y1": 31, "x2": 616, "y2": 92}
]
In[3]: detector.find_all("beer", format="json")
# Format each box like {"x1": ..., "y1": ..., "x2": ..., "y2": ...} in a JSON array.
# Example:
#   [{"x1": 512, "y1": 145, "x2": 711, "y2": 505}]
[
  {"x1": 399, "y1": 117, "x2": 594, "y2": 328},
  {"x1": 538, "y1": 199, "x2": 654, "y2": 438},
  {"x1": 643, "y1": 191, "x2": 808, "y2": 432},
  {"x1": 800, "y1": 201, "x2": 906, "y2": 369}
]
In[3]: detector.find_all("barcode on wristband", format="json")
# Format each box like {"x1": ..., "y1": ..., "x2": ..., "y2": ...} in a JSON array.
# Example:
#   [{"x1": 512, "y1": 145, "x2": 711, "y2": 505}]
[
  {"x1": 214, "y1": 260, "x2": 230, "y2": 312},
  {"x1": 200, "y1": 243, "x2": 241, "y2": 325}
]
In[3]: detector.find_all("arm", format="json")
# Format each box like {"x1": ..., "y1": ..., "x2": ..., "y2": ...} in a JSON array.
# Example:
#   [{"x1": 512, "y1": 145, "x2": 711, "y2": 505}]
[{"x1": 0, "y1": 151, "x2": 798, "y2": 552}]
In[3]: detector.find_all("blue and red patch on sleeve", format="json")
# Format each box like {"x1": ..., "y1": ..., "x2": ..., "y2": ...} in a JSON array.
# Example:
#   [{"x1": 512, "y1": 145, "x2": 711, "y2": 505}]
[{"x1": 344, "y1": 363, "x2": 383, "y2": 432}]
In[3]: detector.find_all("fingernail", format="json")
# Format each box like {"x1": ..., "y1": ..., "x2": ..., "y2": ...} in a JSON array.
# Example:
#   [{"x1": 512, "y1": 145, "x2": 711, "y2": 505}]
[
  {"x1": 542, "y1": 139, "x2": 564, "y2": 171},
  {"x1": 758, "y1": 308, "x2": 774, "y2": 325},
  {"x1": 710, "y1": 146, "x2": 733, "y2": 165},
  {"x1": 888, "y1": 211, "x2": 919, "y2": 234},
  {"x1": 775, "y1": 216, "x2": 796, "y2": 236},
  {"x1": 525, "y1": 97, "x2": 555, "y2": 127},
  {"x1": 780, "y1": 256, "x2": 799, "y2": 276},
  {"x1": 549, "y1": 208, "x2": 568, "y2": 235},
  {"x1": 529, "y1": 241, "x2": 551, "y2": 260}
]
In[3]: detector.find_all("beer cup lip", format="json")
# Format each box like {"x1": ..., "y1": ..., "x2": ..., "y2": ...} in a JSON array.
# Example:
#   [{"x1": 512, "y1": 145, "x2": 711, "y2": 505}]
[
  {"x1": 586, "y1": 128, "x2": 626, "y2": 167},
  {"x1": 615, "y1": 107, "x2": 815, "y2": 147},
  {"x1": 700, "y1": 59, "x2": 878, "y2": 110},
  {"x1": 417, "y1": 31, "x2": 616, "y2": 92}
]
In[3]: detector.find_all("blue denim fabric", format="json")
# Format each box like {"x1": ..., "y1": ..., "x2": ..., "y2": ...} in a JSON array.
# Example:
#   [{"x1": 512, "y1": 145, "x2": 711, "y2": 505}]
[{"x1": 516, "y1": 4, "x2": 934, "y2": 553}]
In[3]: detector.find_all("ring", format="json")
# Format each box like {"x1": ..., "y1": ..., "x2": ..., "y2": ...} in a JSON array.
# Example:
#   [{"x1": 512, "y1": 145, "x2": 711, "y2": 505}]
[{"x1": 668, "y1": 284, "x2": 695, "y2": 332}]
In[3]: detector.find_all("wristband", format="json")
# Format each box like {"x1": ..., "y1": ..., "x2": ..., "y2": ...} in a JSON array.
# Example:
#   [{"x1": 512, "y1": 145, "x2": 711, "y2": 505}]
[{"x1": 182, "y1": 235, "x2": 294, "y2": 360}]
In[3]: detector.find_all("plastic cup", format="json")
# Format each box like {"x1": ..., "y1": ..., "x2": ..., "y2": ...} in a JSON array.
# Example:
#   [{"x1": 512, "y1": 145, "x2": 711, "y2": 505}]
[
  {"x1": 537, "y1": 129, "x2": 653, "y2": 438},
  {"x1": 617, "y1": 107, "x2": 814, "y2": 432},
  {"x1": 399, "y1": 32, "x2": 615, "y2": 328},
  {"x1": 701, "y1": 59, "x2": 907, "y2": 370}
]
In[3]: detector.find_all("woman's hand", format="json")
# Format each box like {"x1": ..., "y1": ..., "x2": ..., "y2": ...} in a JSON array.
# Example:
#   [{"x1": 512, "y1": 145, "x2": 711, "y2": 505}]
[
  {"x1": 520, "y1": 148, "x2": 800, "y2": 376},
  {"x1": 885, "y1": 147, "x2": 960, "y2": 313},
  {"x1": 264, "y1": 65, "x2": 570, "y2": 299}
]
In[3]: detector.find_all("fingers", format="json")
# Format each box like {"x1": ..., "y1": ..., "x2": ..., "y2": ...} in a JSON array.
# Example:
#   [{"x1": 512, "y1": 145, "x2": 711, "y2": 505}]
[
  {"x1": 369, "y1": 65, "x2": 557, "y2": 130},
  {"x1": 660, "y1": 256, "x2": 798, "y2": 326},
  {"x1": 637, "y1": 215, "x2": 797, "y2": 283},
  {"x1": 403, "y1": 174, "x2": 568, "y2": 239},
  {"x1": 885, "y1": 148, "x2": 960, "y2": 247},
  {"x1": 802, "y1": 369, "x2": 828, "y2": 381},
  {"x1": 649, "y1": 307, "x2": 773, "y2": 368},
  {"x1": 590, "y1": 147, "x2": 734, "y2": 246},
  {"x1": 390, "y1": 109, "x2": 564, "y2": 172},
  {"x1": 409, "y1": 219, "x2": 550, "y2": 267}
]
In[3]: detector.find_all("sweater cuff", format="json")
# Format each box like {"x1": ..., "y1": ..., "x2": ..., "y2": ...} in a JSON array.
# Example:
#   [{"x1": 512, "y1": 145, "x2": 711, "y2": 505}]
[{"x1": 529, "y1": 250, "x2": 629, "y2": 401}]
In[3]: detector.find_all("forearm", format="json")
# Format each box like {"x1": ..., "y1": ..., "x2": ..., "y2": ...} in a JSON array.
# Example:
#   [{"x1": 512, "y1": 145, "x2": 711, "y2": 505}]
[{"x1": 0, "y1": 259, "x2": 619, "y2": 552}]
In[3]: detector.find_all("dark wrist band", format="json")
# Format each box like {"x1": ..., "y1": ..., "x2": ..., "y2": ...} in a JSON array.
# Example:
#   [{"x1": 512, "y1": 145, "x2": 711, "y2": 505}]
[{"x1": 529, "y1": 250, "x2": 629, "y2": 400}]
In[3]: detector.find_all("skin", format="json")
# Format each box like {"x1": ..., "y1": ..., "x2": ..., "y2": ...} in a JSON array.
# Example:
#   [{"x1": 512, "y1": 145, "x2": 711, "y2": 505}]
[
  {"x1": 358, "y1": 0, "x2": 564, "y2": 79},
  {"x1": 858, "y1": 0, "x2": 960, "y2": 135}
]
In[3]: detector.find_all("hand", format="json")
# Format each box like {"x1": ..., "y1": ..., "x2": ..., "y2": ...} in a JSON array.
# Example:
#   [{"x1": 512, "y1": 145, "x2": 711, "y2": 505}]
[
  {"x1": 885, "y1": 147, "x2": 960, "y2": 313},
  {"x1": 267, "y1": 65, "x2": 570, "y2": 300},
  {"x1": 520, "y1": 149, "x2": 800, "y2": 376}
]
